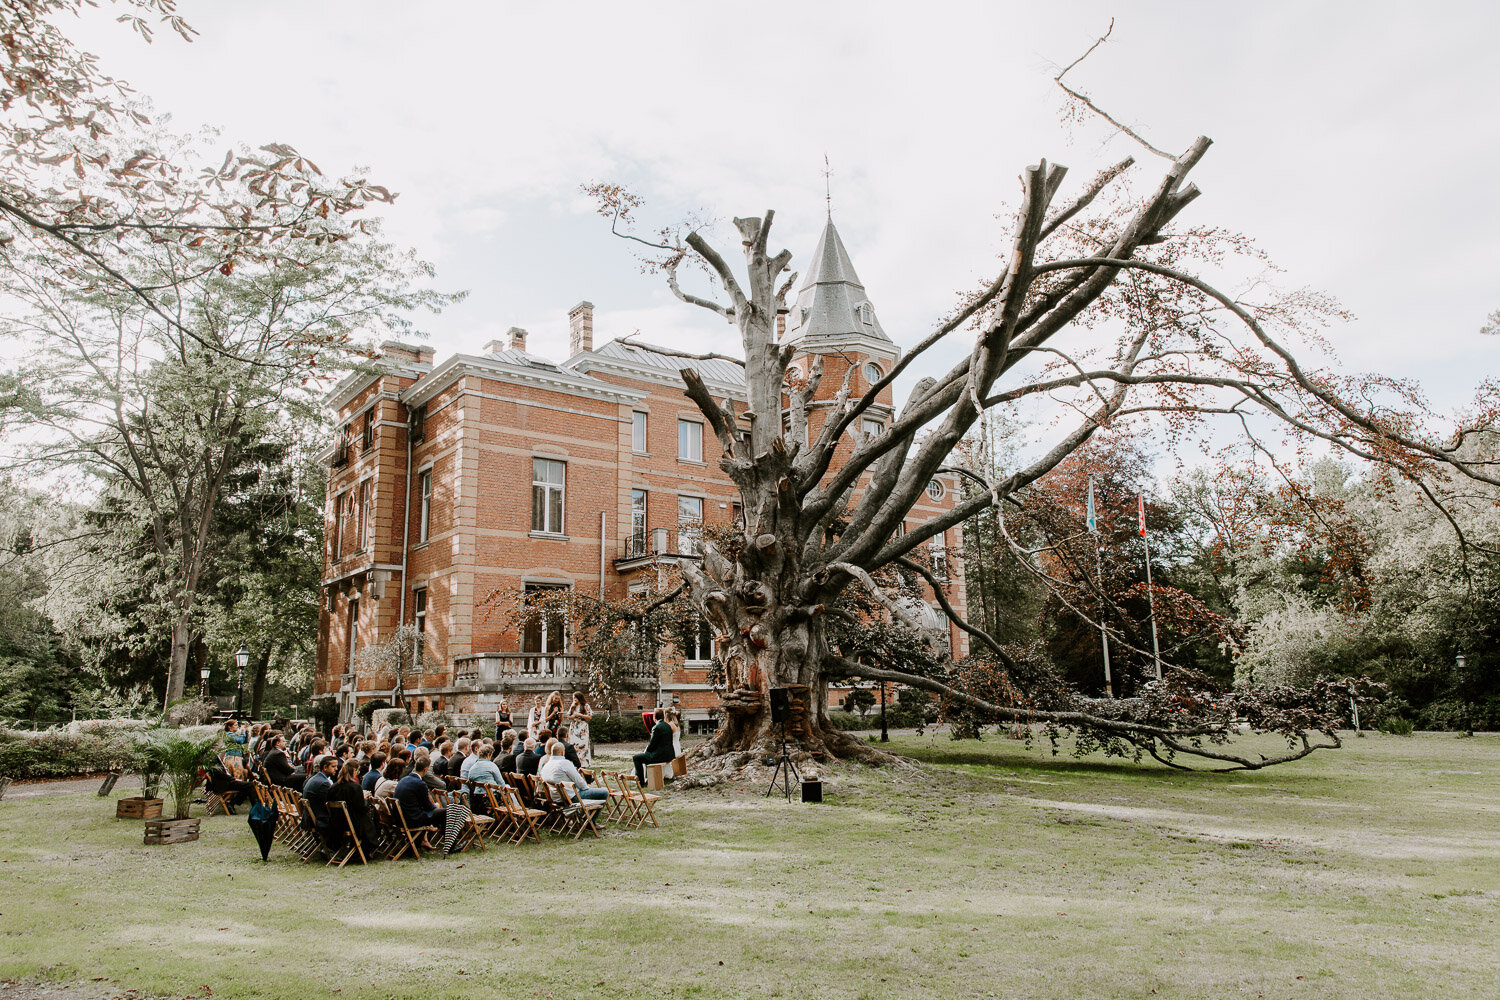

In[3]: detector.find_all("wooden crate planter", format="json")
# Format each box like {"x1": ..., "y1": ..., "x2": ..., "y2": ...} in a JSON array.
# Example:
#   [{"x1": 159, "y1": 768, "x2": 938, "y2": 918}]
[
  {"x1": 116, "y1": 797, "x2": 163, "y2": 820},
  {"x1": 144, "y1": 817, "x2": 200, "y2": 844}
]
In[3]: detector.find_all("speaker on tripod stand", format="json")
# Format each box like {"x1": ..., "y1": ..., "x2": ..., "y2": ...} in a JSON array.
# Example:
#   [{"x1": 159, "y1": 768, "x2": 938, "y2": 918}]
[{"x1": 764, "y1": 687, "x2": 800, "y2": 801}]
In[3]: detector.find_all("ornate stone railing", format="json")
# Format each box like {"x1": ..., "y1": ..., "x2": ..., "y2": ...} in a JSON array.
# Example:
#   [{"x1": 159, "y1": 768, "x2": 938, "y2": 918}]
[{"x1": 453, "y1": 653, "x2": 657, "y2": 690}]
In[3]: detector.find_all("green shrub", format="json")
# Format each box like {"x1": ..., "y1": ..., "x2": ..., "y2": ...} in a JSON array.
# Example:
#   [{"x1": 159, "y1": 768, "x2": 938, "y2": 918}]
[
  {"x1": 828, "y1": 711, "x2": 871, "y2": 731},
  {"x1": 589, "y1": 712, "x2": 650, "y2": 744},
  {"x1": 0, "y1": 727, "x2": 138, "y2": 780},
  {"x1": 357, "y1": 699, "x2": 391, "y2": 724},
  {"x1": 415, "y1": 710, "x2": 455, "y2": 732},
  {"x1": 1378, "y1": 716, "x2": 1415, "y2": 736}
]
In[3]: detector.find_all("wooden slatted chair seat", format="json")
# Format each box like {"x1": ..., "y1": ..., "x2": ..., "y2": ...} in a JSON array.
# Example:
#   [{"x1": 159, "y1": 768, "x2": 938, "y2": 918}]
[
  {"x1": 324, "y1": 800, "x2": 368, "y2": 868},
  {"x1": 616, "y1": 772, "x2": 662, "y2": 830}
]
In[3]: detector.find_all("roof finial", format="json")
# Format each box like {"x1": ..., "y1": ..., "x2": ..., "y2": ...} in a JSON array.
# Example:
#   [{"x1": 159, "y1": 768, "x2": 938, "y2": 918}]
[{"x1": 822, "y1": 153, "x2": 832, "y2": 219}]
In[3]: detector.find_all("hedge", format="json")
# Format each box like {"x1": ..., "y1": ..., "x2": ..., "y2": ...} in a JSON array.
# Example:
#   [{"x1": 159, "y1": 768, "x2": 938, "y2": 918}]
[{"x1": 0, "y1": 727, "x2": 138, "y2": 781}]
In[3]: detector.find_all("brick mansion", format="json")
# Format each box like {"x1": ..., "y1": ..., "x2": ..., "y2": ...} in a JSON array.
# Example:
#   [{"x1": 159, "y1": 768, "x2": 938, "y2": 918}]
[{"x1": 312, "y1": 218, "x2": 967, "y2": 729}]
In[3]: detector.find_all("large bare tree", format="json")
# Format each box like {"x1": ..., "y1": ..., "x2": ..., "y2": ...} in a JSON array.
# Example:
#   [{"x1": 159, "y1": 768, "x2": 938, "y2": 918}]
[{"x1": 589, "y1": 122, "x2": 1496, "y2": 772}]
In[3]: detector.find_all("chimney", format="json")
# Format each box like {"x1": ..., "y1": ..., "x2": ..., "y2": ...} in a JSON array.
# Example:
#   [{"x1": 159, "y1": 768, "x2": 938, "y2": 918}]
[
  {"x1": 380, "y1": 340, "x2": 429, "y2": 365},
  {"x1": 506, "y1": 327, "x2": 528, "y2": 352},
  {"x1": 482, "y1": 338, "x2": 507, "y2": 355},
  {"x1": 568, "y1": 300, "x2": 594, "y2": 357}
]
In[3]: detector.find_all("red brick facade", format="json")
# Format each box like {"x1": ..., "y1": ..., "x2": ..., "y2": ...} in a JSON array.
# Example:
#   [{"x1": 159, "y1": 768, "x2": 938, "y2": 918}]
[{"x1": 315, "y1": 224, "x2": 967, "y2": 728}]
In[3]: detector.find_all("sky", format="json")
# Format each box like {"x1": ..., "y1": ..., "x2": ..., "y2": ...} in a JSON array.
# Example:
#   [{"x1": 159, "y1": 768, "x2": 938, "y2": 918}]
[{"x1": 66, "y1": 1, "x2": 1500, "y2": 431}]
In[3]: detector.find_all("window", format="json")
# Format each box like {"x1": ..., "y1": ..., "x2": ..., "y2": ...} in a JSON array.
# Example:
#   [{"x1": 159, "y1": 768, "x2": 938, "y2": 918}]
[
  {"x1": 345, "y1": 595, "x2": 359, "y2": 670},
  {"x1": 360, "y1": 410, "x2": 373, "y2": 451},
  {"x1": 521, "y1": 583, "x2": 568, "y2": 654},
  {"x1": 929, "y1": 532, "x2": 948, "y2": 580},
  {"x1": 861, "y1": 417, "x2": 883, "y2": 438},
  {"x1": 418, "y1": 469, "x2": 432, "y2": 544},
  {"x1": 629, "y1": 489, "x2": 648, "y2": 557},
  {"x1": 678, "y1": 495, "x2": 703, "y2": 555},
  {"x1": 333, "y1": 491, "x2": 348, "y2": 559},
  {"x1": 678, "y1": 419, "x2": 703, "y2": 462},
  {"x1": 632, "y1": 411, "x2": 648, "y2": 453},
  {"x1": 859, "y1": 303, "x2": 875, "y2": 328},
  {"x1": 863, "y1": 360, "x2": 882, "y2": 384},
  {"x1": 356, "y1": 479, "x2": 371, "y2": 552},
  {"x1": 731, "y1": 501, "x2": 744, "y2": 531},
  {"x1": 531, "y1": 458, "x2": 565, "y2": 534},
  {"x1": 410, "y1": 404, "x2": 426, "y2": 444},
  {"x1": 925, "y1": 479, "x2": 945, "y2": 501},
  {"x1": 412, "y1": 588, "x2": 427, "y2": 669},
  {"x1": 681, "y1": 615, "x2": 715, "y2": 662}
]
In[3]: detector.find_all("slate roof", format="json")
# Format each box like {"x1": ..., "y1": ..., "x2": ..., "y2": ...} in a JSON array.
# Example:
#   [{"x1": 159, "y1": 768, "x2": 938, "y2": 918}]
[
  {"x1": 586, "y1": 338, "x2": 747, "y2": 389},
  {"x1": 783, "y1": 217, "x2": 891, "y2": 345}
]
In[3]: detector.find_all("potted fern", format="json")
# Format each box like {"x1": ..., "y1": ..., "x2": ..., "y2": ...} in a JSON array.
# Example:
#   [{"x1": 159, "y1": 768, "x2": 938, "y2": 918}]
[{"x1": 134, "y1": 729, "x2": 223, "y2": 844}]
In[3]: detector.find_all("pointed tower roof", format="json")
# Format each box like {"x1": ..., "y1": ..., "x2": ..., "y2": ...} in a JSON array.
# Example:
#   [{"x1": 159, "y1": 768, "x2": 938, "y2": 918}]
[{"x1": 782, "y1": 217, "x2": 892, "y2": 349}]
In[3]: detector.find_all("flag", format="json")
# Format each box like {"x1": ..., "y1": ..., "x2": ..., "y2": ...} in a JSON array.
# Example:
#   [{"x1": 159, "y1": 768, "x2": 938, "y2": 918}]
[
  {"x1": 1137, "y1": 491, "x2": 1147, "y2": 538},
  {"x1": 1086, "y1": 479, "x2": 1097, "y2": 533}
]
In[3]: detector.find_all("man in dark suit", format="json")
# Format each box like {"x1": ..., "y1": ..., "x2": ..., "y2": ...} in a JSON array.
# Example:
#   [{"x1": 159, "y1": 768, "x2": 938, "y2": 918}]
[
  {"x1": 262, "y1": 735, "x2": 306, "y2": 790},
  {"x1": 634, "y1": 709, "x2": 675, "y2": 784},
  {"x1": 517, "y1": 738, "x2": 543, "y2": 777},
  {"x1": 393, "y1": 757, "x2": 445, "y2": 833}
]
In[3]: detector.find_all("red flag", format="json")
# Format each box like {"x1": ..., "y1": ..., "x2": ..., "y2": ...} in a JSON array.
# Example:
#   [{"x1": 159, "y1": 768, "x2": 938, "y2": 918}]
[{"x1": 1137, "y1": 491, "x2": 1147, "y2": 537}]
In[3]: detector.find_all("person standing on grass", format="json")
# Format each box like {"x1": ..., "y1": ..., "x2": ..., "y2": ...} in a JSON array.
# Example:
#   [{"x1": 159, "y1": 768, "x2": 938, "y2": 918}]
[
  {"x1": 633, "y1": 709, "x2": 675, "y2": 784},
  {"x1": 526, "y1": 695, "x2": 544, "y2": 740},
  {"x1": 568, "y1": 691, "x2": 593, "y2": 767}
]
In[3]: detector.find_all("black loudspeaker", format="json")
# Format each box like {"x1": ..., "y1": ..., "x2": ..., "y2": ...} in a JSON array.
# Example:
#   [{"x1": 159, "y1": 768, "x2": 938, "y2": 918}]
[
  {"x1": 800, "y1": 779, "x2": 823, "y2": 803},
  {"x1": 769, "y1": 687, "x2": 791, "y2": 724}
]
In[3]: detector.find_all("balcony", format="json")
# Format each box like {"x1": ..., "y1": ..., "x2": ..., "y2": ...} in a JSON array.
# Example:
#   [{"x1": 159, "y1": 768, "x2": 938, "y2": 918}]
[
  {"x1": 452, "y1": 652, "x2": 658, "y2": 692},
  {"x1": 616, "y1": 526, "x2": 701, "y2": 571}
]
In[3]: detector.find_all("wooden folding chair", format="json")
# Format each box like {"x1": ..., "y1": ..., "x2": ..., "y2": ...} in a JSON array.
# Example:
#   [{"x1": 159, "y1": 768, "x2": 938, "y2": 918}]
[
  {"x1": 476, "y1": 782, "x2": 515, "y2": 844},
  {"x1": 433, "y1": 788, "x2": 494, "y2": 853},
  {"x1": 541, "y1": 780, "x2": 606, "y2": 840},
  {"x1": 595, "y1": 771, "x2": 629, "y2": 825},
  {"x1": 294, "y1": 797, "x2": 327, "y2": 862},
  {"x1": 500, "y1": 784, "x2": 545, "y2": 844},
  {"x1": 391, "y1": 800, "x2": 439, "y2": 859},
  {"x1": 370, "y1": 799, "x2": 409, "y2": 861},
  {"x1": 616, "y1": 772, "x2": 661, "y2": 830},
  {"x1": 325, "y1": 800, "x2": 368, "y2": 868}
]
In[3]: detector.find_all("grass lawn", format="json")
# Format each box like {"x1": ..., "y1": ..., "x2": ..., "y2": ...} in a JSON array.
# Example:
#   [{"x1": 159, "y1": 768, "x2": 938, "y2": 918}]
[{"x1": 1, "y1": 731, "x2": 1496, "y2": 999}]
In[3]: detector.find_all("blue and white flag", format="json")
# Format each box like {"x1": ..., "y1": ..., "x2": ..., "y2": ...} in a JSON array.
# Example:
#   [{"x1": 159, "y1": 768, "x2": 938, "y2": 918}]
[{"x1": 1086, "y1": 478, "x2": 1097, "y2": 533}]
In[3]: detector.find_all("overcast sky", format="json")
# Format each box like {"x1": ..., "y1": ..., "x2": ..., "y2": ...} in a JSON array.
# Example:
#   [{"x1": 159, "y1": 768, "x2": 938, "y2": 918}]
[{"x1": 69, "y1": 1, "x2": 1499, "y2": 426}]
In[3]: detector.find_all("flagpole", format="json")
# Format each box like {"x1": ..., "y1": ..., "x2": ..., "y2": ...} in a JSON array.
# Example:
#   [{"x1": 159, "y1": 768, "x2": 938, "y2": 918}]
[
  {"x1": 1141, "y1": 491, "x2": 1163, "y2": 681},
  {"x1": 1088, "y1": 478, "x2": 1113, "y2": 698}
]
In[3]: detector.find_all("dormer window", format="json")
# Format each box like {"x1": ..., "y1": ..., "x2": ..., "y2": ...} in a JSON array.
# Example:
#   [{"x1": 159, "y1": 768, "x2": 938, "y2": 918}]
[{"x1": 858, "y1": 302, "x2": 874, "y2": 327}]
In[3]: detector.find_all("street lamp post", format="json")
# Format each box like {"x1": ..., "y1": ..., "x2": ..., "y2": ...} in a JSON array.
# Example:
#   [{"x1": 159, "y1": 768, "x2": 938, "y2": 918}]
[
  {"x1": 878, "y1": 682, "x2": 889, "y2": 743},
  {"x1": 235, "y1": 644, "x2": 250, "y2": 720},
  {"x1": 1457, "y1": 654, "x2": 1472, "y2": 738},
  {"x1": 199, "y1": 663, "x2": 211, "y2": 701}
]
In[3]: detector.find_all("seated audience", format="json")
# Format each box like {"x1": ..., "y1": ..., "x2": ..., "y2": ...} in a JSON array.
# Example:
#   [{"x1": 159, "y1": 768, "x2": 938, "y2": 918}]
[
  {"x1": 374, "y1": 759, "x2": 404, "y2": 799},
  {"x1": 394, "y1": 757, "x2": 445, "y2": 833},
  {"x1": 539, "y1": 740, "x2": 609, "y2": 802}
]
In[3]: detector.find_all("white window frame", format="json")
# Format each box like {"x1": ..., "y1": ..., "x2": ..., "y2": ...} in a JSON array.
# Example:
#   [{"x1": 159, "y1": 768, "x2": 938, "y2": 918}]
[
  {"x1": 677, "y1": 495, "x2": 704, "y2": 555},
  {"x1": 682, "y1": 615, "x2": 715, "y2": 663},
  {"x1": 929, "y1": 532, "x2": 948, "y2": 579},
  {"x1": 632, "y1": 411, "x2": 648, "y2": 453},
  {"x1": 358, "y1": 478, "x2": 373, "y2": 551},
  {"x1": 630, "y1": 488, "x2": 648, "y2": 556},
  {"x1": 531, "y1": 458, "x2": 566, "y2": 535},
  {"x1": 678, "y1": 419, "x2": 703, "y2": 462},
  {"x1": 861, "y1": 417, "x2": 883, "y2": 438},
  {"x1": 333, "y1": 491, "x2": 348, "y2": 559},
  {"x1": 412, "y1": 586, "x2": 427, "y2": 668},
  {"x1": 417, "y1": 468, "x2": 433, "y2": 544},
  {"x1": 926, "y1": 479, "x2": 945, "y2": 501}
]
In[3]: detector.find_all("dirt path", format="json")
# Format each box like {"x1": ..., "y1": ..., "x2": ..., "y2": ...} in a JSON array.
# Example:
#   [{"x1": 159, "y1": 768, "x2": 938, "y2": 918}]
[{"x1": 1, "y1": 776, "x2": 122, "y2": 801}]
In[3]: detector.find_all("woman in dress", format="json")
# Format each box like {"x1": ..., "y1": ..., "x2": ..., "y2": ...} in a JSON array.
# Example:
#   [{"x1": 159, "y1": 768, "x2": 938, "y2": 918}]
[
  {"x1": 667, "y1": 707, "x2": 683, "y2": 759},
  {"x1": 544, "y1": 690, "x2": 564, "y2": 733},
  {"x1": 493, "y1": 698, "x2": 513, "y2": 736},
  {"x1": 526, "y1": 695, "x2": 544, "y2": 740},
  {"x1": 568, "y1": 691, "x2": 594, "y2": 767}
]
